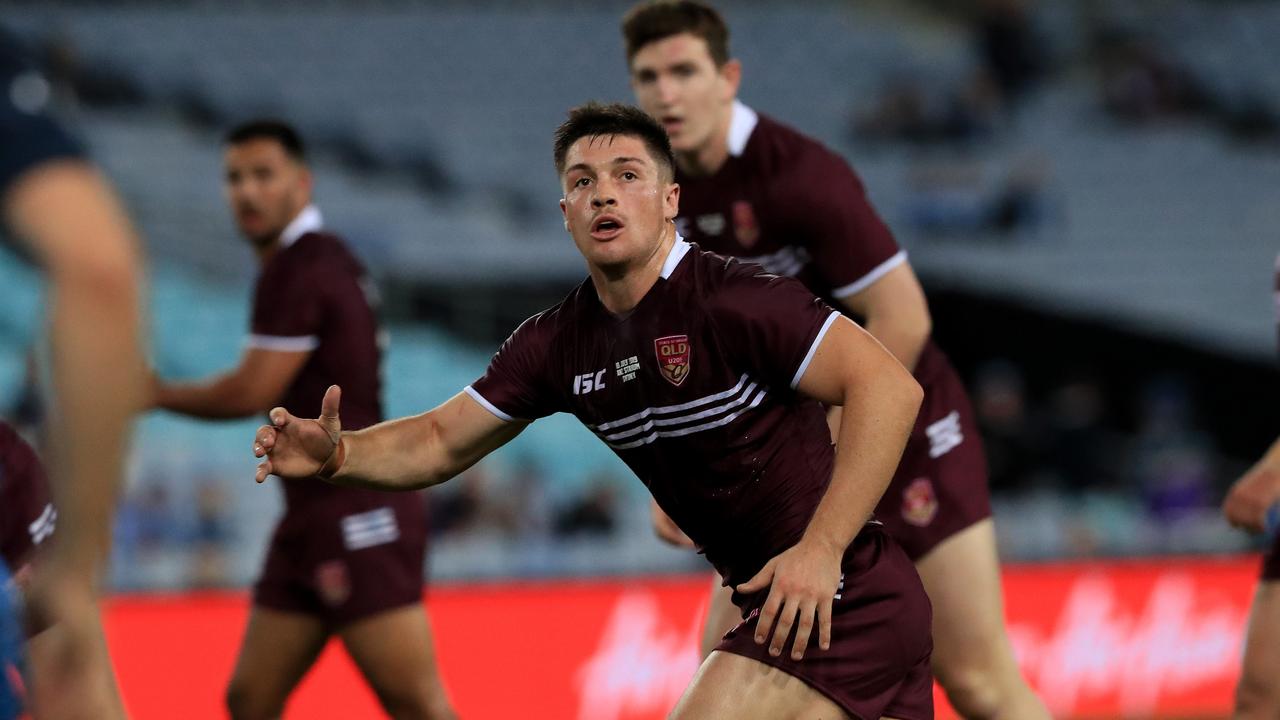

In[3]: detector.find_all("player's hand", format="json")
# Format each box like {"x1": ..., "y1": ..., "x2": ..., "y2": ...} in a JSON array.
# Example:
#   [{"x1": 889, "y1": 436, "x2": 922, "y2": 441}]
[
  {"x1": 1223, "y1": 464, "x2": 1280, "y2": 532},
  {"x1": 735, "y1": 537, "x2": 842, "y2": 661},
  {"x1": 650, "y1": 499, "x2": 697, "y2": 549},
  {"x1": 253, "y1": 385, "x2": 344, "y2": 482}
]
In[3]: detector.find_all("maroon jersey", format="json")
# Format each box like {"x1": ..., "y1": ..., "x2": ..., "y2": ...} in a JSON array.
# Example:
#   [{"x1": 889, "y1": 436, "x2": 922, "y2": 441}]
[
  {"x1": 0, "y1": 423, "x2": 54, "y2": 575},
  {"x1": 675, "y1": 101, "x2": 946, "y2": 383},
  {"x1": 469, "y1": 240, "x2": 877, "y2": 587},
  {"x1": 249, "y1": 206, "x2": 385, "y2": 511}
]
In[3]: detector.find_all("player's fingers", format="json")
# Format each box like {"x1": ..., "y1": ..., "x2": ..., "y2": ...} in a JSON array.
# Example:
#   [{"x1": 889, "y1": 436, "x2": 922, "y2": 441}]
[
  {"x1": 768, "y1": 596, "x2": 800, "y2": 657},
  {"x1": 320, "y1": 385, "x2": 342, "y2": 421},
  {"x1": 790, "y1": 601, "x2": 817, "y2": 660},
  {"x1": 255, "y1": 460, "x2": 271, "y2": 484},
  {"x1": 818, "y1": 598, "x2": 832, "y2": 651},
  {"x1": 735, "y1": 559, "x2": 775, "y2": 595},
  {"x1": 255, "y1": 425, "x2": 276, "y2": 449},
  {"x1": 753, "y1": 588, "x2": 784, "y2": 645},
  {"x1": 268, "y1": 407, "x2": 291, "y2": 427}
]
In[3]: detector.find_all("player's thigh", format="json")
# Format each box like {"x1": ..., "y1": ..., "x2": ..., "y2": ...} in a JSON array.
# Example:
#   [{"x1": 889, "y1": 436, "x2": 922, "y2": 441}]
[
  {"x1": 227, "y1": 607, "x2": 329, "y2": 709},
  {"x1": 339, "y1": 604, "x2": 448, "y2": 705},
  {"x1": 700, "y1": 577, "x2": 740, "y2": 660},
  {"x1": 671, "y1": 650, "x2": 850, "y2": 720},
  {"x1": 913, "y1": 518, "x2": 1019, "y2": 678},
  {"x1": 1237, "y1": 581, "x2": 1280, "y2": 710}
]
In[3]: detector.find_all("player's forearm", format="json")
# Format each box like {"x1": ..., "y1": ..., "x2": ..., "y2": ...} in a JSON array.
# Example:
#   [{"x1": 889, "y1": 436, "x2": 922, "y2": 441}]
[
  {"x1": 155, "y1": 374, "x2": 269, "y2": 419},
  {"x1": 330, "y1": 413, "x2": 459, "y2": 491},
  {"x1": 803, "y1": 370, "x2": 922, "y2": 555}
]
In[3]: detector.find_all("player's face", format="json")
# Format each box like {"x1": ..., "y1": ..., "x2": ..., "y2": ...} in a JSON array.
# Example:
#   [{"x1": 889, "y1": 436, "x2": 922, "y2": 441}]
[
  {"x1": 223, "y1": 139, "x2": 312, "y2": 247},
  {"x1": 559, "y1": 134, "x2": 679, "y2": 272},
  {"x1": 629, "y1": 33, "x2": 739, "y2": 155}
]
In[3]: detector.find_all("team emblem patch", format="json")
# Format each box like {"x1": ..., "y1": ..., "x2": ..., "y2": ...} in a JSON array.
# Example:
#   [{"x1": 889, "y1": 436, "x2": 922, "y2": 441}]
[
  {"x1": 315, "y1": 560, "x2": 351, "y2": 608},
  {"x1": 732, "y1": 201, "x2": 760, "y2": 249},
  {"x1": 654, "y1": 335, "x2": 691, "y2": 386},
  {"x1": 902, "y1": 477, "x2": 938, "y2": 527}
]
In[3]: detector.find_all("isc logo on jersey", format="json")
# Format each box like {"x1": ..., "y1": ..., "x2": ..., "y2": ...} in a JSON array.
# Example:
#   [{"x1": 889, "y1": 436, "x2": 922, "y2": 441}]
[{"x1": 654, "y1": 335, "x2": 691, "y2": 386}]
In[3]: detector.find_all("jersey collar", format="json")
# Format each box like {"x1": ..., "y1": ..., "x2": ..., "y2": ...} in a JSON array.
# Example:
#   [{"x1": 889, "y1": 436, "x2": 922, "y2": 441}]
[
  {"x1": 726, "y1": 100, "x2": 759, "y2": 158},
  {"x1": 660, "y1": 234, "x2": 691, "y2": 279},
  {"x1": 279, "y1": 205, "x2": 323, "y2": 248}
]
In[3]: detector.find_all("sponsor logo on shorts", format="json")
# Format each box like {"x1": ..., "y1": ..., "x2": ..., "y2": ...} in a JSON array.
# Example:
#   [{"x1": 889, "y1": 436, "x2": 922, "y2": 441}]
[
  {"x1": 926, "y1": 410, "x2": 964, "y2": 459},
  {"x1": 315, "y1": 560, "x2": 350, "y2": 608},
  {"x1": 654, "y1": 335, "x2": 691, "y2": 387},
  {"x1": 902, "y1": 477, "x2": 939, "y2": 527},
  {"x1": 28, "y1": 503, "x2": 55, "y2": 546},
  {"x1": 341, "y1": 507, "x2": 400, "y2": 551}
]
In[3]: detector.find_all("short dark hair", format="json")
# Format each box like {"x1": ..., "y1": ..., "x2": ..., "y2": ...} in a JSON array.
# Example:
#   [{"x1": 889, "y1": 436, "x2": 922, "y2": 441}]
[
  {"x1": 225, "y1": 119, "x2": 307, "y2": 162},
  {"x1": 622, "y1": 0, "x2": 730, "y2": 66},
  {"x1": 553, "y1": 102, "x2": 675, "y2": 180}
]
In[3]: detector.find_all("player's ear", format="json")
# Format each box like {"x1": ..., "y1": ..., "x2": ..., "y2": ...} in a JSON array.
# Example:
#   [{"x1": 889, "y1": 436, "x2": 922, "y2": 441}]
[
  {"x1": 663, "y1": 182, "x2": 680, "y2": 223},
  {"x1": 720, "y1": 58, "x2": 742, "y2": 101},
  {"x1": 559, "y1": 197, "x2": 570, "y2": 231}
]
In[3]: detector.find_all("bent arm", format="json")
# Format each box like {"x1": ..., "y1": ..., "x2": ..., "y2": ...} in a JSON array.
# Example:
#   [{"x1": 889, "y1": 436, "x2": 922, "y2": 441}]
[
  {"x1": 836, "y1": 261, "x2": 931, "y2": 373},
  {"x1": 795, "y1": 316, "x2": 923, "y2": 555},
  {"x1": 155, "y1": 347, "x2": 310, "y2": 419},
  {"x1": 332, "y1": 391, "x2": 527, "y2": 491}
]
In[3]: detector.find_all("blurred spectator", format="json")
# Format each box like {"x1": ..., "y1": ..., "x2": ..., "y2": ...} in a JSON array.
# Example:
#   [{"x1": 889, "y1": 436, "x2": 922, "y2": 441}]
[
  {"x1": 1131, "y1": 376, "x2": 1216, "y2": 523},
  {"x1": 187, "y1": 477, "x2": 233, "y2": 588},
  {"x1": 972, "y1": 360, "x2": 1044, "y2": 493},
  {"x1": 1094, "y1": 30, "x2": 1209, "y2": 123},
  {"x1": 1042, "y1": 373, "x2": 1124, "y2": 492},
  {"x1": 973, "y1": 0, "x2": 1043, "y2": 106},
  {"x1": 553, "y1": 472, "x2": 620, "y2": 538}
]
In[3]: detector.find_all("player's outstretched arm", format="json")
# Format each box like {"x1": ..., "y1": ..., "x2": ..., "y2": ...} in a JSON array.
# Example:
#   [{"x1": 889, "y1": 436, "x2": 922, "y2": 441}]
[
  {"x1": 1224, "y1": 436, "x2": 1280, "y2": 532},
  {"x1": 737, "y1": 316, "x2": 921, "y2": 662},
  {"x1": 254, "y1": 385, "x2": 527, "y2": 491},
  {"x1": 152, "y1": 348, "x2": 311, "y2": 419}
]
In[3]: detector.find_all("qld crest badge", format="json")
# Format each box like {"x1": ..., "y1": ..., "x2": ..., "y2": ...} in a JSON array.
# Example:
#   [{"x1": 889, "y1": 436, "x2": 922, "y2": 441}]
[
  {"x1": 654, "y1": 335, "x2": 691, "y2": 386},
  {"x1": 902, "y1": 477, "x2": 938, "y2": 527}
]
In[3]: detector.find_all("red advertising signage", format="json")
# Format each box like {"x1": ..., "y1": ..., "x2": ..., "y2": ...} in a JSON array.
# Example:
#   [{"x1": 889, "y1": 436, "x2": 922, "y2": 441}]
[{"x1": 103, "y1": 556, "x2": 1258, "y2": 719}]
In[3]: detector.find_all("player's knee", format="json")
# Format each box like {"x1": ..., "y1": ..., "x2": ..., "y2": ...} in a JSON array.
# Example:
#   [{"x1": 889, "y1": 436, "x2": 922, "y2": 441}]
[
  {"x1": 935, "y1": 664, "x2": 1007, "y2": 720},
  {"x1": 225, "y1": 677, "x2": 283, "y2": 720}
]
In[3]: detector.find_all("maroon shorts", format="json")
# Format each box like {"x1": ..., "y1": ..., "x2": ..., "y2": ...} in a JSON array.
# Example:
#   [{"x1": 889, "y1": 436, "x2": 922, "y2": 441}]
[
  {"x1": 1262, "y1": 532, "x2": 1280, "y2": 580},
  {"x1": 718, "y1": 528, "x2": 934, "y2": 720},
  {"x1": 874, "y1": 361, "x2": 992, "y2": 561},
  {"x1": 253, "y1": 492, "x2": 428, "y2": 628}
]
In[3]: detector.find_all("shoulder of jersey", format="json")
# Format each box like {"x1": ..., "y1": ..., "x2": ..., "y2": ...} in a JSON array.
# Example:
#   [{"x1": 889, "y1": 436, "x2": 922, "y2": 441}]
[{"x1": 752, "y1": 112, "x2": 849, "y2": 175}]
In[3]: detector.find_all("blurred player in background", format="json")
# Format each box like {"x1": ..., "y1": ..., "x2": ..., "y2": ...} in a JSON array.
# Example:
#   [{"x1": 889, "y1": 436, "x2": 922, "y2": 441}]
[
  {"x1": 1221, "y1": 262, "x2": 1280, "y2": 720},
  {"x1": 150, "y1": 120, "x2": 454, "y2": 720},
  {"x1": 0, "y1": 422, "x2": 56, "y2": 718},
  {"x1": 252, "y1": 102, "x2": 931, "y2": 720},
  {"x1": 1, "y1": 28, "x2": 145, "y2": 720},
  {"x1": 621, "y1": 3, "x2": 1049, "y2": 718}
]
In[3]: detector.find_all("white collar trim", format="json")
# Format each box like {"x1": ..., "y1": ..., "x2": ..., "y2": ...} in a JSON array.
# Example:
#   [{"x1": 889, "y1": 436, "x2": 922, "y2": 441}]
[
  {"x1": 660, "y1": 235, "x2": 692, "y2": 279},
  {"x1": 726, "y1": 100, "x2": 758, "y2": 157},
  {"x1": 280, "y1": 205, "x2": 323, "y2": 248}
]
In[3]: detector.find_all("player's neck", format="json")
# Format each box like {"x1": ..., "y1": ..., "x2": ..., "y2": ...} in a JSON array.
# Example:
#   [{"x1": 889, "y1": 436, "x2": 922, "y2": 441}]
[
  {"x1": 675, "y1": 109, "x2": 734, "y2": 177},
  {"x1": 590, "y1": 224, "x2": 677, "y2": 316},
  {"x1": 253, "y1": 238, "x2": 283, "y2": 265}
]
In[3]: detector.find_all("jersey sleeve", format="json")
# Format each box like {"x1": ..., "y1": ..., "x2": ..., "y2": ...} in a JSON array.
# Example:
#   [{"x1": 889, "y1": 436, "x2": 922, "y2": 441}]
[
  {"x1": 466, "y1": 313, "x2": 563, "y2": 422},
  {"x1": 783, "y1": 149, "x2": 905, "y2": 300},
  {"x1": 0, "y1": 32, "x2": 83, "y2": 199},
  {"x1": 0, "y1": 428, "x2": 54, "y2": 572},
  {"x1": 248, "y1": 256, "x2": 324, "y2": 352},
  {"x1": 712, "y1": 264, "x2": 841, "y2": 391}
]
